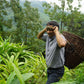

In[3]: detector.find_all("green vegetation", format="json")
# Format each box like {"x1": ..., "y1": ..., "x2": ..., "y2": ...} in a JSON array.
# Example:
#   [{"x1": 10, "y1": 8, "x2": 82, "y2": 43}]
[
  {"x1": 0, "y1": 0, "x2": 84, "y2": 52},
  {"x1": 0, "y1": 37, "x2": 84, "y2": 84},
  {"x1": 0, "y1": 0, "x2": 84, "y2": 84},
  {"x1": 0, "y1": 0, "x2": 46, "y2": 52},
  {"x1": 54, "y1": 63, "x2": 84, "y2": 84},
  {"x1": 0, "y1": 36, "x2": 47, "y2": 84},
  {"x1": 43, "y1": 0, "x2": 84, "y2": 37}
]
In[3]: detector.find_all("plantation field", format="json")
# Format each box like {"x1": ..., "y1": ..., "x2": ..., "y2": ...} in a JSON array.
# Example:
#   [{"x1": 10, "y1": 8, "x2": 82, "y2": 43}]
[
  {"x1": 0, "y1": 37, "x2": 84, "y2": 84},
  {"x1": 0, "y1": 0, "x2": 84, "y2": 84}
]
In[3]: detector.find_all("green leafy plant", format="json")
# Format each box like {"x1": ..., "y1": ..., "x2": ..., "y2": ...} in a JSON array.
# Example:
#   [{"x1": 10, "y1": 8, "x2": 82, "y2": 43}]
[{"x1": 0, "y1": 36, "x2": 47, "y2": 84}]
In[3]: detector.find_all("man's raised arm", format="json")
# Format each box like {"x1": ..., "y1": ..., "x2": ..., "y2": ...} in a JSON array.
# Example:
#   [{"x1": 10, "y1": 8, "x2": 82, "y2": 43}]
[
  {"x1": 54, "y1": 26, "x2": 67, "y2": 48},
  {"x1": 37, "y1": 27, "x2": 46, "y2": 40}
]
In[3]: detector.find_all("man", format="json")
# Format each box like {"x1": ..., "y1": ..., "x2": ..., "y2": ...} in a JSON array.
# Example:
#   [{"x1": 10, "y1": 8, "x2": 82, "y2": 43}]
[{"x1": 37, "y1": 21, "x2": 67, "y2": 84}]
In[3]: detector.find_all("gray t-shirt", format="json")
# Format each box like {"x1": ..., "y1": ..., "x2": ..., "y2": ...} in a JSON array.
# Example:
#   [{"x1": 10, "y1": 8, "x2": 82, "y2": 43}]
[{"x1": 42, "y1": 34, "x2": 66, "y2": 68}]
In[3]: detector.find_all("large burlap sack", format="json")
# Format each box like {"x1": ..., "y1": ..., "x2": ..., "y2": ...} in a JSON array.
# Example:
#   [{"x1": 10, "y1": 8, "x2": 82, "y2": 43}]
[{"x1": 63, "y1": 32, "x2": 84, "y2": 69}]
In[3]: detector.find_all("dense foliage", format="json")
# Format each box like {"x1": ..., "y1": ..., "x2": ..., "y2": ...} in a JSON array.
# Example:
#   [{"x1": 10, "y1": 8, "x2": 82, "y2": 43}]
[
  {"x1": 0, "y1": 0, "x2": 84, "y2": 84},
  {"x1": 0, "y1": 0, "x2": 45, "y2": 52},
  {"x1": 55, "y1": 63, "x2": 84, "y2": 84},
  {"x1": 0, "y1": 37, "x2": 84, "y2": 84},
  {"x1": 0, "y1": 36, "x2": 47, "y2": 84},
  {"x1": 0, "y1": 0, "x2": 84, "y2": 53},
  {"x1": 43, "y1": 0, "x2": 84, "y2": 38}
]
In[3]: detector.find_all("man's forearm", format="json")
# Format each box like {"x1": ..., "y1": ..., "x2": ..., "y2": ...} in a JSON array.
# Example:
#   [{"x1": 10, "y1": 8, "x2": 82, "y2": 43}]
[
  {"x1": 37, "y1": 28, "x2": 46, "y2": 39},
  {"x1": 55, "y1": 31, "x2": 67, "y2": 48}
]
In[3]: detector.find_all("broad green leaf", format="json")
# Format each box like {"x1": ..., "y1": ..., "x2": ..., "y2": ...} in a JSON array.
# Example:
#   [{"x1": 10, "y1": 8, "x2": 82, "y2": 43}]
[
  {"x1": 0, "y1": 79, "x2": 6, "y2": 84},
  {"x1": 12, "y1": 63, "x2": 25, "y2": 84},
  {"x1": 6, "y1": 71, "x2": 16, "y2": 84},
  {"x1": 11, "y1": 78, "x2": 20, "y2": 84},
  {"x1": 22, "y1": 73, "x2": 34, "y2": 81},
  {"x1": 0, "y1": 57, "x2": 2, "y2": 63}
]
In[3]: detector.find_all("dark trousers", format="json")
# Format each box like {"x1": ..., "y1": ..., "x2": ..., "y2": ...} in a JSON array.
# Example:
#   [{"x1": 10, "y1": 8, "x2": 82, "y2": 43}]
[{"x1": 46, "y1": 66, "x2": 64, "y2": 84}]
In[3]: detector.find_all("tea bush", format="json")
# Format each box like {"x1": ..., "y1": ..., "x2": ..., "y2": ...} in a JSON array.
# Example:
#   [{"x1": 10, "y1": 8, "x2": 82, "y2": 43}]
[
  {"x1": 0, "y1": 36, "x2": 47, "y2": 84},
  {"x1": 0, "y1": 36, "x2": 84, "y2": 84}
]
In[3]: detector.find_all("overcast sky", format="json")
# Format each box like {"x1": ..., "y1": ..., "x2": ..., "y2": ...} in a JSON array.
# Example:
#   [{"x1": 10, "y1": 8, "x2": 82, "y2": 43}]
[{"x1": 34, "y1": 0, "x2": 84, "y2": 13}]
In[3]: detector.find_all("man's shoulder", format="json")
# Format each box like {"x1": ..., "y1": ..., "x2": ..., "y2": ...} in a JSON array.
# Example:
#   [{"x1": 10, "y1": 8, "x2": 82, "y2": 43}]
[
  {"x1": 61, "y1": 34, "x2": 66, "y2": 40},
  {"x1": 43, "y1": 34, "x2": 48, "y2": 36}
]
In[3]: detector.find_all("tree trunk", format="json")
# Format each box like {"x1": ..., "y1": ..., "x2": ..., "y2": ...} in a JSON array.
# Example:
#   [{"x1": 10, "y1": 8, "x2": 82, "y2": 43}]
[
  {"x1": 25, "y1": 27, "x2": 27, "y2": 45},
  {"x1": 61, "y1": 21, "x2": 62, "y2": 30}
]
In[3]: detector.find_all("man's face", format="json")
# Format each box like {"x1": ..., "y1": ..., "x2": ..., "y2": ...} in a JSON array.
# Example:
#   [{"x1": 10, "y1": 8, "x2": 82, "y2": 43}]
[{"x1": 46, "y1": 25, "x2": 55, "y2": 37}]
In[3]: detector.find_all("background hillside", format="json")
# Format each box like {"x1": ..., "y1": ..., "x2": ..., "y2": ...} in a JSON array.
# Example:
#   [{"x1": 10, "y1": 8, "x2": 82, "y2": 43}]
[
  {"x1": 20, "y1": 0, "x2": 50, "y2": 27},
  {"x1": 0, "y1": 0, "x2": 84, "y2": 53}
]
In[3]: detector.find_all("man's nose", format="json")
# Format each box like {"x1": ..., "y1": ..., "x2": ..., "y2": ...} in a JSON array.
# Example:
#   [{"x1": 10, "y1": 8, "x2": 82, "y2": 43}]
[{"x1": 47, "y1": 31, "x2": 50, "y2": 33}]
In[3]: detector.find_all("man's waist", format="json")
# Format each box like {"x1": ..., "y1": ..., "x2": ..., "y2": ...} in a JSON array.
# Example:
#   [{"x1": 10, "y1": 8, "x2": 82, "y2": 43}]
[{"x1": 48, "y1": 66, "x2": 64, "y2": 70}]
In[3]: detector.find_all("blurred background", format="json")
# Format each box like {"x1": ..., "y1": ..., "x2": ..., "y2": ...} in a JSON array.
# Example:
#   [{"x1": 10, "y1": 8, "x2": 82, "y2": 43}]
[{"x1": 0, "y1": 0, "x2": 84, "y2": 52}]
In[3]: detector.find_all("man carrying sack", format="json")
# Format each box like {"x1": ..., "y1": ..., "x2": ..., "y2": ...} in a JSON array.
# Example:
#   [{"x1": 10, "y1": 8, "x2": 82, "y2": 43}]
[{"x1": 37, "y1": 21, "x2": 67, "y2": 84}]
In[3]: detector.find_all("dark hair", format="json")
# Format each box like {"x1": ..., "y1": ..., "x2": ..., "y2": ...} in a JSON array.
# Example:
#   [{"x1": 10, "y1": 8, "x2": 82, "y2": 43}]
[{"x1": 46, "y1": 21, "x2": 59, "y2": 29}]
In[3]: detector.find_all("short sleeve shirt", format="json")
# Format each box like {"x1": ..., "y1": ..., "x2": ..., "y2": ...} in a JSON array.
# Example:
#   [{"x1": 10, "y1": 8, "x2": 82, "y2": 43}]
[{"x1": 42, "y1": 34, "x2": 66, "y2": 68}]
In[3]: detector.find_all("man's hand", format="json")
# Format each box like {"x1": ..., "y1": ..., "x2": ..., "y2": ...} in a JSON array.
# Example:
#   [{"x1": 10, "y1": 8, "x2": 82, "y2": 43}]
[
  {"x1": 53, "y1": 26, "x2": 67, "y2": 48},
  {"x1": 43, "y1": 26, "x2": 47, "y2": 32},
  {"x1": 37, "y1": 26, "x2": 47, "y2": 39},
  {"x1": 53, "y1": 26, "x2": 59, "y2": 33}
]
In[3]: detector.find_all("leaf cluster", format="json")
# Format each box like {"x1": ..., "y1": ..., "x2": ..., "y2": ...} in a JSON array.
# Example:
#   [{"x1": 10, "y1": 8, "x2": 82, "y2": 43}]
[{"x1": 0, "y1": 36, "x2": 47, "y2": 84}]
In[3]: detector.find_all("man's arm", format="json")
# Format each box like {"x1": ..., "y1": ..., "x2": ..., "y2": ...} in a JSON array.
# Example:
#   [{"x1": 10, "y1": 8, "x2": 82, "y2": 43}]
[
  {"x1": 54, "y1": 26, "x2": 67, "y2": 48},
  {"x1": 37, "y1": 27, "x2": 46, "y2": 40}
]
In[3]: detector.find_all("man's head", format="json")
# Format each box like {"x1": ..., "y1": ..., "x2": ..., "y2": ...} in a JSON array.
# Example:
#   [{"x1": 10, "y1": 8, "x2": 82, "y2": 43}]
[
  {"x1": 46, "y1": 21, "x2": 59, "y2": 37},
  {"x1": 46, "y1": 21, "x2": 59, "y2": 29}
]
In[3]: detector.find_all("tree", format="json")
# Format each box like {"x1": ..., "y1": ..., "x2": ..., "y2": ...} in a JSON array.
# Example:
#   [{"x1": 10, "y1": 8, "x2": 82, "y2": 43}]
[
  {"x1": 22, "y1": 0, "x2": 41, "y2": 44},
  {"x1": 0, "y1": 0, "x2": 12, "y2": 38},
  {"x1": 42, "y1": 0, "x2": 83, "y2": 35},
  {"x1": 65, "y1": 0, "x2": 84, "y2": 37},
  {"x1": 10, "y1": 0, "x2": 24, "y2": 42},
  {"x1": 9, "y1": 0, "x2": 43, "y2": 52},
  {"x1": 42, "y1": 0, "x2": 67, "y2": 30},
  {"x1": 22, "y1": 0, "x2": 45, "y2": 52}
]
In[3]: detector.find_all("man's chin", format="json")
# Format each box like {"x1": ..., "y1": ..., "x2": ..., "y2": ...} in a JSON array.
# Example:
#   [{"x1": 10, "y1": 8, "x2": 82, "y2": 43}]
[
  {"x1": 48, "y1": 34, "x2": 53, "y2": 37},
  {"x1": 48, "y1": 33, "x2": 55, "y2": 37}
]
